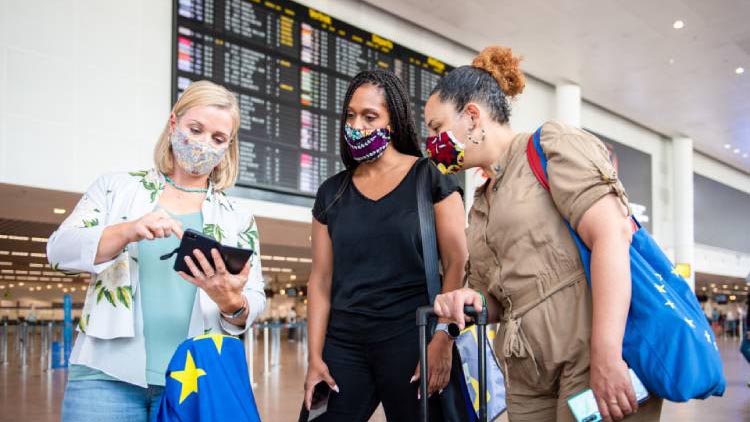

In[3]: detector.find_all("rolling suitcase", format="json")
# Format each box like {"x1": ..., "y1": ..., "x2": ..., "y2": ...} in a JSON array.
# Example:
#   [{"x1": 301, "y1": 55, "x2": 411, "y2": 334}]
[{"x1": 417, "y1": 305, "x2": 489, "y2": 422}]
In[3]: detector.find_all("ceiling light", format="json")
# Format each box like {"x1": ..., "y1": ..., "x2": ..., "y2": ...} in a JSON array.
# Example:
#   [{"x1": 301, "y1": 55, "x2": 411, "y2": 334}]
[
  {"x1": 290, "y1": 275, "x2": 297, "y2": 280},
  {"x1": 0, "y1": 262, "x2": 10, "y2": 266},
  {"x1": 57, "y1": 283, "x2": 63, "y2": 288},
  {"x1": 8, "y1": 235, "x2": 29, "y2": 241},
  {"x1": 71, "y1": 287, "x2": 77, "y2": 292},
  {"x1": 11, "y1": 252, "x2": 29, "y2": 257},
  {"x1": 672, "y1": 20, "x2": 684, "y2": 29},
  {"x1": 18, "y1": 282, "x2": 24, "y2": 286},
  {"x1": 668, "y1": 58, "x2": 675, "y2": 65},
  {"x1": 53, "y1": 208, "x2": 66, "y2": 214},
  {"x1": 30, "y1": 253, "x2": 46, "y2": 258},
  {"x1": 299, "y1": 258, "x2": 312, "y2": 263},
  {"x1": 743, "y1": 154, "x2": 748, "y2": 158},
  {"x1": 31, "y1": 237, "x2": 48, "y2": 243},
  {"x1": 736, "y1": 67, "x2": 745, "y2": 75},
  {"x1": 734, "y1": 148, "x2": 741, "y2": 154},
  {"x1": 28, "y1": 287, "x2": 34, "y2": 291},
  {"x1": 29, "y1": 263, "x2": 43, "y2": 268},
  {"x1": 724, "y1": 144, "x2": 732, "y2": 149},
  {"x1": 35, "y1": 286, "x2": 42, "y2": 291},
  {"x1": 46, "y1": 285, "x2": 52, "y2": 289},
  {"x1": 0, "y1": 285, "x2": 4, "y2": 289},
  {"x1": 63, "y1": 288, "x2": 69, "y2": 293},
  {"x1": 8, "y1": 283, "x2": 14, "y2": 288}
]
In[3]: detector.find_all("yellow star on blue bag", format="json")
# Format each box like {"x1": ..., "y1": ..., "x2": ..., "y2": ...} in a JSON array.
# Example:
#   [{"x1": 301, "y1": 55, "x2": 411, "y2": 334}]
[{"x1": 156, "y1": 334, "x2": 260, "y2": 421}]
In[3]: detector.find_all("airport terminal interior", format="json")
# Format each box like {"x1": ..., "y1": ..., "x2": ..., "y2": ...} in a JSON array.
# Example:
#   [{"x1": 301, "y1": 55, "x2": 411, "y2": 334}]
[{"x1": 1, "y1": 0, "x2": 750, "y2": 421}]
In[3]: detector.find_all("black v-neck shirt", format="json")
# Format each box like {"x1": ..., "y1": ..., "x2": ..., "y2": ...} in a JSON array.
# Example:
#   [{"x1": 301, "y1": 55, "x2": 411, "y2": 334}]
[{"x1": 312, "y1": 159, "x2": 461, "y2": 342}]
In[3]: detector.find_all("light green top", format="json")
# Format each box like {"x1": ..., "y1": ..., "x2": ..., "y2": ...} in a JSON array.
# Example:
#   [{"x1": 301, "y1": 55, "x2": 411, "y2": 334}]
[{"x1": 69, "y1": 210, "x2": 202, "y2": 386}]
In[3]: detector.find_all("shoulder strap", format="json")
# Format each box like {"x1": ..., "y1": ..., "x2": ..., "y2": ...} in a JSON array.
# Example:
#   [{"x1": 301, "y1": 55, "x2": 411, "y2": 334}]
[
  {"x1": 526, "y1": 126, "x2": 549, "y2": 191},
  {"x1": 416, "y1": 158, "x2": 442, "y2": 305}
]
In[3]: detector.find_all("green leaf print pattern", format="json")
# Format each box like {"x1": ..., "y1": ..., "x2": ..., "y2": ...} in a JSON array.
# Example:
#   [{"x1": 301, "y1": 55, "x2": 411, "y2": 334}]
[
  {"x1": 94, "y1": 279, "x2": 132, "y2": 309},
  {"x1": 51, "y1": 262, "x2": 81, "y2": 276},
  {"x1": 129, "y1": 170, "x2": 164, "y2": 203},
  {"x1": 78, "y1": 313, "x2": 91, "y2": 333},
  {"x1": 203, "y1": 224, "x2": 225, "y2": 243},
  {"x1": 237, "y1": 220, "x2": 259, "y2": 250}
]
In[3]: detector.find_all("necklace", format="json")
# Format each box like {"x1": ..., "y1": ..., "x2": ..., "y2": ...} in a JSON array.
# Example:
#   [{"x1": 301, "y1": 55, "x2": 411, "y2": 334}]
[{"x1": 164, "y1": 175, "x2": 208, "y2": 193}]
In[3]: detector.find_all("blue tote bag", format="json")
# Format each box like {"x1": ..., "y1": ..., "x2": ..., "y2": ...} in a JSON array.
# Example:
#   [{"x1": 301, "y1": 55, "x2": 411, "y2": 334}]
[
  {"x1": 526, "y1": 126, "x2": 725, "y2": 402},
  {"x1": 157, "y1": 334, "x2": 261, "y2": 422}
]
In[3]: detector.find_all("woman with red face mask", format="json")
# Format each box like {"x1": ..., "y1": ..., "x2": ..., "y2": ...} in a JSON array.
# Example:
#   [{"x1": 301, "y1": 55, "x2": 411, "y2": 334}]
[{"x1": 424, "y1": 46, "x2": 663, "y2": 422}]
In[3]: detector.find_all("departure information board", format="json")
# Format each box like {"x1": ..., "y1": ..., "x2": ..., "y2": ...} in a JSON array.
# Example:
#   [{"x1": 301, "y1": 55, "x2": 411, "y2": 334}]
[{"x1": 172, "y1": 0, "x2": 452, "y2": 196}]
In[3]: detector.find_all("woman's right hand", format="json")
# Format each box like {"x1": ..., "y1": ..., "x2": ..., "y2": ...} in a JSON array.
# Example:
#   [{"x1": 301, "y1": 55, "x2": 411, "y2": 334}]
[
  {"x1": 434, "y1": 287, "x2": 484, "y2": 330},
  {"x1": 304, "y1": 358, "x2": 339, "y2": 410},
  {"x1": 127, "y1": 210, "x2": 184, "y2": 242}
]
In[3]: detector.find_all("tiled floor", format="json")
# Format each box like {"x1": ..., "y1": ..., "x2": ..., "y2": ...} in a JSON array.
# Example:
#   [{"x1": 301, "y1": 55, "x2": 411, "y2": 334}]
[{"x1": 1, "y1": 327, "x2": 748, "y2": 421}]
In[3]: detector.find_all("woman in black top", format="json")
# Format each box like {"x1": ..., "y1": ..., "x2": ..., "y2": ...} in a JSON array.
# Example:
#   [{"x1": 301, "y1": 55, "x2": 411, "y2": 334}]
[{"x1": 303, "y1": 70, "x2": 468, "y2": 421}]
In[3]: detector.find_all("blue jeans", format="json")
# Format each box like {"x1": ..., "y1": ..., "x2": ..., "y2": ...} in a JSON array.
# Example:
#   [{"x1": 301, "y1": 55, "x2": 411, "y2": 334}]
[
  {"x1": 62, "y1": 380, "x2": 164, "y2": 422},
  {"x1": 741, "y1": 337, "x2": 750, "y2": 364}
]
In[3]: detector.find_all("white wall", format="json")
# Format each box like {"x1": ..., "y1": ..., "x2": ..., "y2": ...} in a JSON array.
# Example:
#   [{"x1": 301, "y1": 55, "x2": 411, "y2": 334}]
[
  {"x1": 1, "y1": 0, "x2": 748, "y2": 274},
  {"x1": 0, "y1": 0, "x2": 172, "y2": 193}
]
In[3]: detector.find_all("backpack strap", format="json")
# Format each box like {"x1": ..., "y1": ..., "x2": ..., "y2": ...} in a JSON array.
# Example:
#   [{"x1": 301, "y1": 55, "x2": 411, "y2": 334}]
[{"x1": 526, "y1": 127, "x2": 549, "y2": 191}]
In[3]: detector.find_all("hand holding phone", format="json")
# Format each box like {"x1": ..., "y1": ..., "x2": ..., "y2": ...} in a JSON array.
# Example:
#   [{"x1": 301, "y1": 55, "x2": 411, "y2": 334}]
[
  {"x1": 567, "y1": 369, "x2": 649, "y2": 422},
  {"x1": 298, "y1": 381, "x2": 331, "y2": 421},
  {"x1": 161, "y1": 228, "x2": 253, "y2": 277}
]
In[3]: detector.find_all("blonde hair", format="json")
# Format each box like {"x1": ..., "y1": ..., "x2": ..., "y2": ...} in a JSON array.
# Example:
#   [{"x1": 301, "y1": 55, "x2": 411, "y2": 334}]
[{"x1": 154, "y1": 80, "x2": 241, "y2": 192}]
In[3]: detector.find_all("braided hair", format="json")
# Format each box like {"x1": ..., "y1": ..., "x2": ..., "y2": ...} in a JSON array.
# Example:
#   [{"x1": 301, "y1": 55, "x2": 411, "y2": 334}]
[{"x1": 339, "y1": 69, "x2": 422, "y2": 171}]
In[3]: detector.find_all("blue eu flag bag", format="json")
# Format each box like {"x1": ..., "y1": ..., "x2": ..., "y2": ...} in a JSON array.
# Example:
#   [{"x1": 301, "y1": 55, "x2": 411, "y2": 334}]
[
  {"x1": 157, "y1": 334, "x2": 261, "y2": 422},
  {"x1": 526, "y1": 126, "x2": 725, "y2": 402}
]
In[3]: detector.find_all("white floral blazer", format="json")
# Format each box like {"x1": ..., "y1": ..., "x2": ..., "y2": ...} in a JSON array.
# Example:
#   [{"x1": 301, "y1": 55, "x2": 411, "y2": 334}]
[{"x1": 47, "y1": 169, "x2": 266, "y2": 387}]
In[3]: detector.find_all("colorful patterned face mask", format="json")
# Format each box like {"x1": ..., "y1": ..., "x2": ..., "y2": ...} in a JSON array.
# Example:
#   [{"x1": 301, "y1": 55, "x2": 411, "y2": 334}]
[
  {"x1": 170, "y1": 129, "x2": 227, "y2": 176},
  {"x1": 425, "y1": 131, "x2": 465, "y2": 174},
  {"x1": 344, "y1": 124, "x2": 391, "y2": 163}
]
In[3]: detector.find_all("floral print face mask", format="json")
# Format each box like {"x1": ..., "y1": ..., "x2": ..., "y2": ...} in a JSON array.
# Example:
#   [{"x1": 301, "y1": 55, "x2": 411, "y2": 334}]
[
  {"x1": 425, "y1": 130, "x2": 465, "y2": 175},
  {"x1": 170, "y1": 129, "x2": 227, "y2": 176},
  {"x1": 344, "y1": 124, "x2": 392, "y2": 163}
]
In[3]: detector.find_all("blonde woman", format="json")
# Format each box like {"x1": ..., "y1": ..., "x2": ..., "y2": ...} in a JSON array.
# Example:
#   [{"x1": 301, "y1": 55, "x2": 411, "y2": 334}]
[{"x1": 49, "y1": 81, "x2": 266, "y2": 422}]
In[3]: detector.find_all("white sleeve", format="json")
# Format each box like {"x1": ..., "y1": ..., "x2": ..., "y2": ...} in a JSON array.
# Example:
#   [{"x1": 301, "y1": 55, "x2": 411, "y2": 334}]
[
  {"x1": 47, "y1": 175, "x2": 118, "y2": 275},
  {"x1": 219, "y1": 211, "x2": 266, "y2": 335}
]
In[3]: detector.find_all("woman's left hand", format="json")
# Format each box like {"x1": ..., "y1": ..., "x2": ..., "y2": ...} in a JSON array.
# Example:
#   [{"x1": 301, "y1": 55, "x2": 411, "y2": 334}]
[
  {"x1": 178, "y1": 248, "x2": 249, "y2": 313},
  {"x1": 411, "y1": 333, "x2": 453, "y2": 397},
  {"x1": 590, "y1": 353, "x2": 638, "y2": 421}
]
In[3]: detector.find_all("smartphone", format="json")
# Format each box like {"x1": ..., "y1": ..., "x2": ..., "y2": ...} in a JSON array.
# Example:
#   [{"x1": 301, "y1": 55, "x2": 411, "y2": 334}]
[
  {"x1": 298, "y1": 382, "x2": 331, "y2": 422},
  {"x1": 567, "y1": 369, "x2": 649, "y2": 422},
  {"x1": 167, "y1": 229, "x2": 254, "y2": 277}
]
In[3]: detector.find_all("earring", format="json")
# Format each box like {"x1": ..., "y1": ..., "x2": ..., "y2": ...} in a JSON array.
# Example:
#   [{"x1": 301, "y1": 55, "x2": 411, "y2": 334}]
[{"x1": 470, "y1": 128, "x2": 486, "y2": 145}]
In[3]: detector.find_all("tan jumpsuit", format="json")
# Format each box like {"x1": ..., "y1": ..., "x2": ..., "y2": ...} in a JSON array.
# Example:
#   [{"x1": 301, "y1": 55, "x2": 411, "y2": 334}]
[{"x1": 467, "y1": 121, "x2": 663, "y2": 421}]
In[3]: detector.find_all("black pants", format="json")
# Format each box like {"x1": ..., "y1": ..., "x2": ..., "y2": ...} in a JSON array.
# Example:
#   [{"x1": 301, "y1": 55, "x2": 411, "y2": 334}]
[{"x1": 318, "y1": 327, "x2": 443, "y2": 422}]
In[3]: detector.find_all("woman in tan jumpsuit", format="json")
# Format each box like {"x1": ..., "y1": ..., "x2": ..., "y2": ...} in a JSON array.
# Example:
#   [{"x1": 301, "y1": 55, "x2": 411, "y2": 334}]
[{"x1": 424, "y1": 46, "x2": 663, "y2": 422}]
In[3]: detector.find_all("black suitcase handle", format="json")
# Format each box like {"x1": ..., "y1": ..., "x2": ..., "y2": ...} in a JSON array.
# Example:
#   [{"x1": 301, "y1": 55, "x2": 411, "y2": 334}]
[{"x1": 416, "y1": 305, "x2": 488, "y2": 422}]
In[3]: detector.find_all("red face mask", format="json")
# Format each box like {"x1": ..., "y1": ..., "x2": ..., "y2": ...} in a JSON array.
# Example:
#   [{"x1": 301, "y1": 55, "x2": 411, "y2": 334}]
[{"x1": 425, "y1": 131, "x2": 466, "y2": 175}]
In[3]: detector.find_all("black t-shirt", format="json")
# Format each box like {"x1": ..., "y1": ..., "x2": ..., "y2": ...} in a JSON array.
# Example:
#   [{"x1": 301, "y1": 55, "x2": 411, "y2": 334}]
[{"x1": 312, "y1": 158, "x2": 461, "y2": 343}]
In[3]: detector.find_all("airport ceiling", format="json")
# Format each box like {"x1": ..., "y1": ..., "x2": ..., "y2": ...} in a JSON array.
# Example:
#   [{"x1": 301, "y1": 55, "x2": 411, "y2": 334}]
[{"x1": 365, "y1": 0, "x2": 750, "y2": 173}]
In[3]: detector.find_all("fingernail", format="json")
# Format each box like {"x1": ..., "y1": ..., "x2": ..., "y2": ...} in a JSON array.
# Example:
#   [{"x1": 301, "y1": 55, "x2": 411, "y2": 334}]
[
  {"x1": 410, "y1": 375, "x2": 417, "y2": 383},
  {"x1": 439, "y1": 389, "x2": 444, "y2": 394},
  {"x1": 333, "y1": 385, "x2": 340, "y2": 393},
  {"x1": 417, "y1": 392, "x2": 421, "y2": 400}
]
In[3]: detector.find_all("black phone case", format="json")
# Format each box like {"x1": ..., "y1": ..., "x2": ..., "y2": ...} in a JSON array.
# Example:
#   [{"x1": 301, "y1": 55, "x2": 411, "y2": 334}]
[{"x1": 173, "y1": 229, "x2": 253, "y2": 276}]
